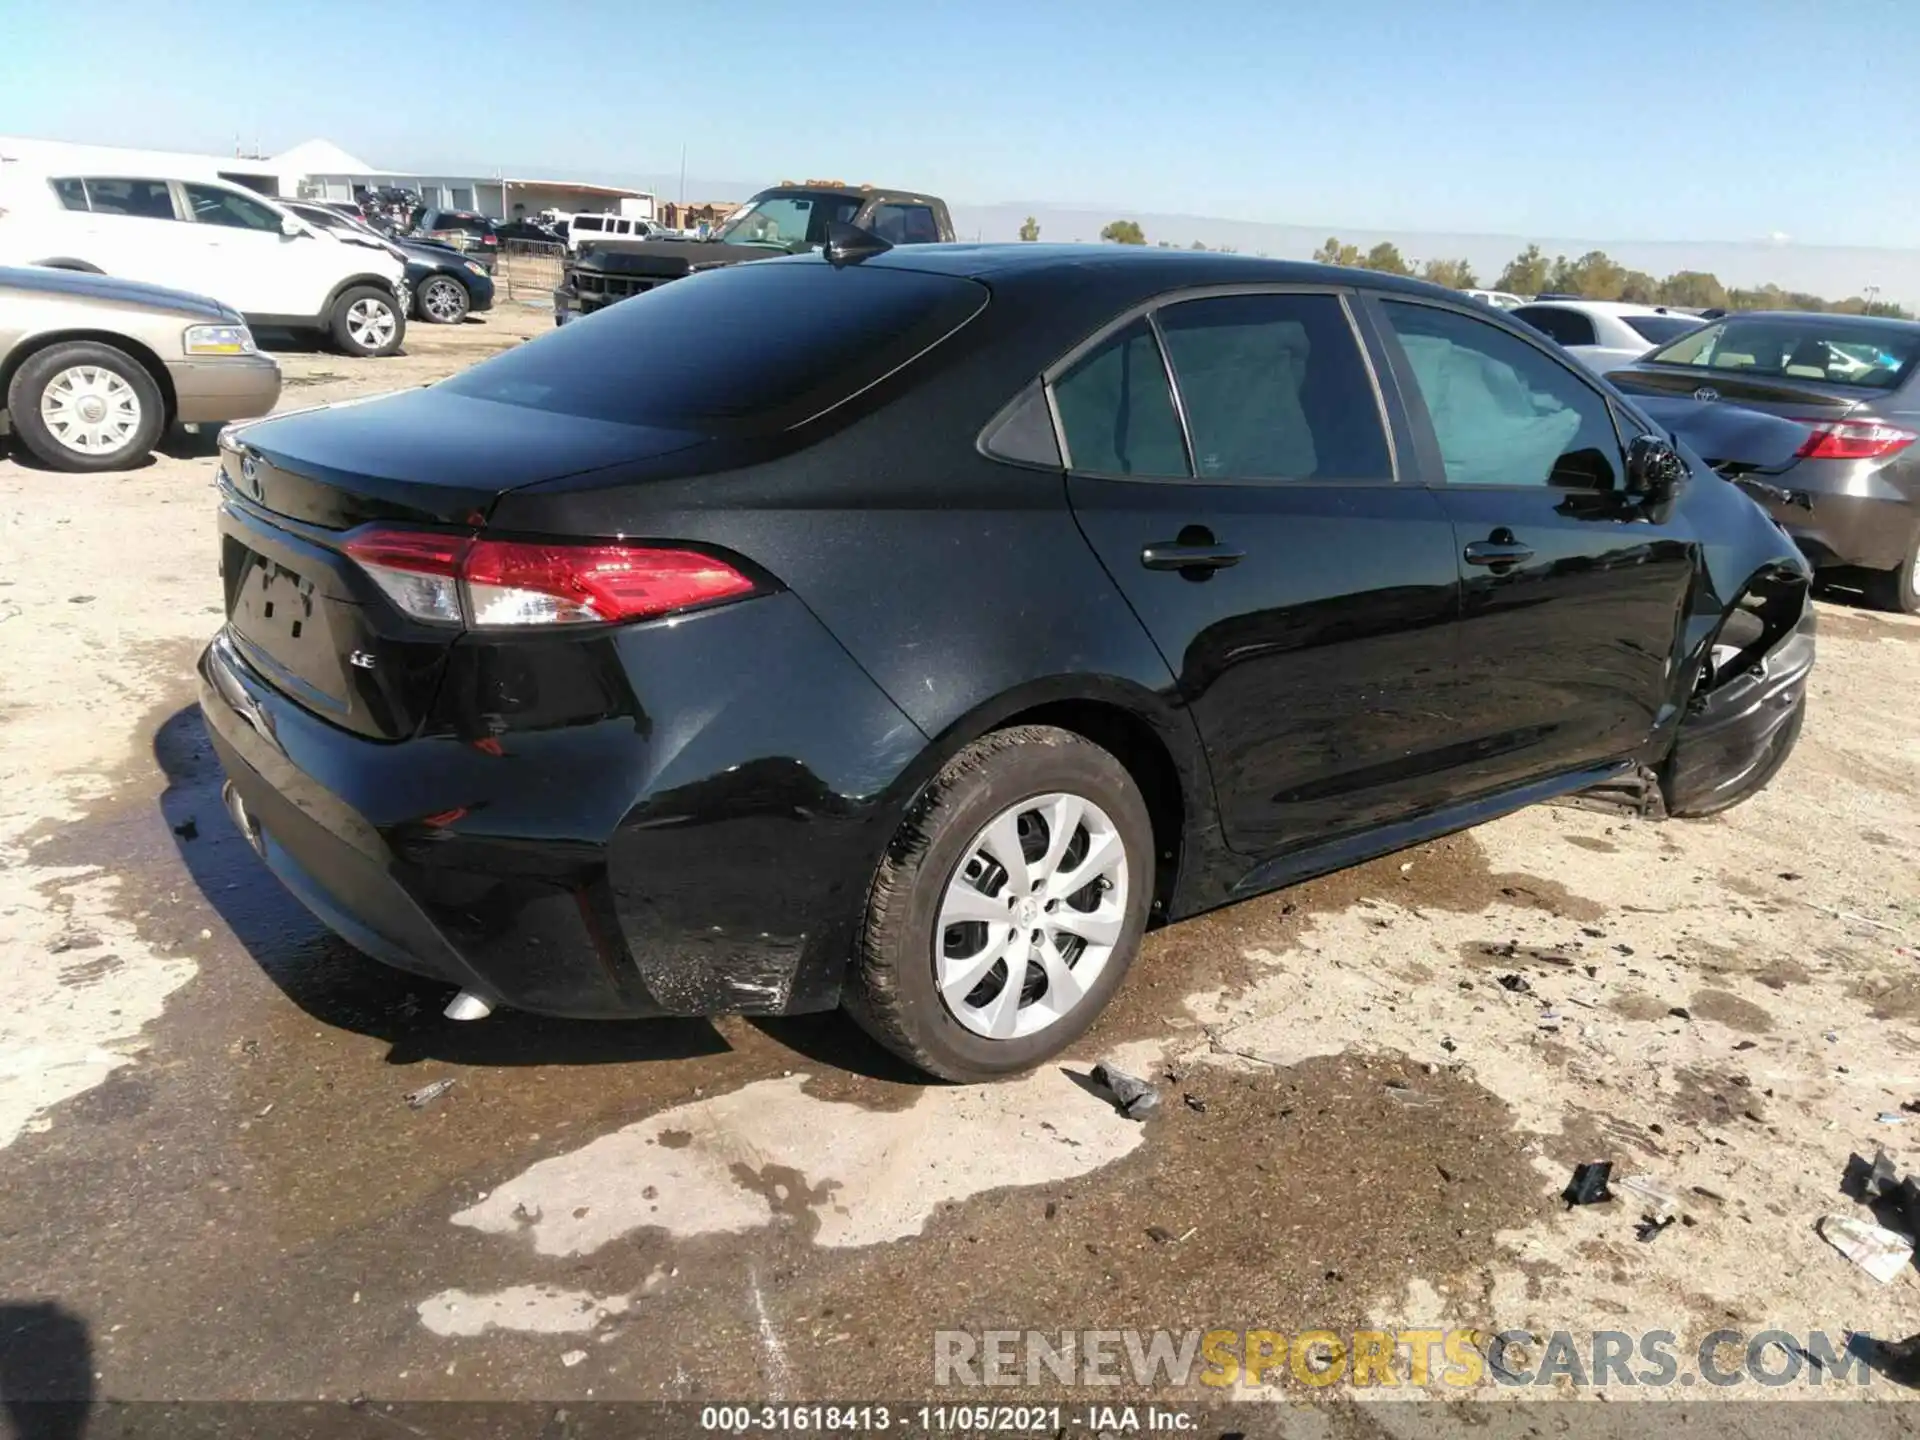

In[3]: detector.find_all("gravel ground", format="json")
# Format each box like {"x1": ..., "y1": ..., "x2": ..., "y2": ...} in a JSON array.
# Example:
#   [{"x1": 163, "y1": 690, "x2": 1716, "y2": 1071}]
[{"x1": 2, "y1": 303, "x2": 1917, "y2": 1427}]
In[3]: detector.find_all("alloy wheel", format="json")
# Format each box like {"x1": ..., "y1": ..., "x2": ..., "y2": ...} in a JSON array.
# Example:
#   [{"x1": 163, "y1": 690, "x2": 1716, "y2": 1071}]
[
  {"x1": 347, "y1": 298, "x2": 397, "y2": 350},
  {"x1": 39, "y1": 365, "x2": 142, "y2": 455},
  {"x1": 421, "y1": 278, "x2": 465, "y2": 322},
  {"x1": 934, "y1": 791, "x2": 1129, "y2": 1040}
]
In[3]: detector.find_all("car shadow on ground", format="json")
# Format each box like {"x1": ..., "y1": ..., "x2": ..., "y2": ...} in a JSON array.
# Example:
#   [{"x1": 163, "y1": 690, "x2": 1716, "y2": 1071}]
[
  {"x1": 157, "y1": 424, "x2": 222, "y2": 461},
  {"x1": 0, "y1": 1300, "x2": 92, "y2": 1439},
  {"x1": 153, "y1": 704, "x2": 732, "y2": 1071}
]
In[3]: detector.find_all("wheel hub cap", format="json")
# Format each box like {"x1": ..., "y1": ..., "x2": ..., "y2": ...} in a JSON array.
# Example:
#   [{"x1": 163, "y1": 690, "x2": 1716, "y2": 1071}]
[
  {"x1": 934, "y1": 791, "x2": 1130, "y2": 1041},
  {"x1": 40, "y1": 365, "x2": 142, "y2": 454}
]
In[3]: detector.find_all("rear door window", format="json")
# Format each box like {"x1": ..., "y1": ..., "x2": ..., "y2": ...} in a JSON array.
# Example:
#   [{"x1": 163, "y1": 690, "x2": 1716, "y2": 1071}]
[
  {"x1": 181, "y1": 183, "x2": 282, "y2": 230},
  {"x1": 869, "y1": 203, "x2": 940, "y2": 244},
  {"x1": 442, "y1": 260, "x2": 988, "y2": 430},
  {"x1": 1623, "y1": 314, "x2": 1701, "y2": 346},
  {"x1": 1052, "y1": 319, "x2": 1189, "y2": 478},
  {"x1": 1512, "y1": 306, "x2": 1597, "y2": 348},
  {"x1": 1156, "y1": 293, "x2": 1391, "y2": 481},
  {"x1": 1382, "y1": 300, "x2": 1624, "y2": 490},
  {"x1": 79, "y1": 178, "x2": 176, "y2": 220},
  {"x1": 50, "y1": 178, "x2": 89, "y2": 211}
]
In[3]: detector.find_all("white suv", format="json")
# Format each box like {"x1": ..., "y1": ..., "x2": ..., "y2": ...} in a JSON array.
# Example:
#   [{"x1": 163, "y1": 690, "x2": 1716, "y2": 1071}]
[{"x1": 0, "y1": 172, "x2": 410, "y2": 357}]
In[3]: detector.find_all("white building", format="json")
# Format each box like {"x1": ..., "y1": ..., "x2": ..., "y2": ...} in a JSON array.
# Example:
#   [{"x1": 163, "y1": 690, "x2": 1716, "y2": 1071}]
[{"x1": 0, "y1": 135, "x2": 654, "y2": 222}]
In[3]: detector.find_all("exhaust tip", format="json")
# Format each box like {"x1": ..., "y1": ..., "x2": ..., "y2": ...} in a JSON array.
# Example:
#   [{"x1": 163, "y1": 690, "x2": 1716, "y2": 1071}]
[{"x1": 443, "y1": 990, "x2": 494, "y2": 1022}]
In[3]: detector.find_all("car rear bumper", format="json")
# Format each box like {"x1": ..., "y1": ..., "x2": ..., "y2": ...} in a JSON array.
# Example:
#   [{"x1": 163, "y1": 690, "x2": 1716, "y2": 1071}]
[
  {"x1": 166, "y1": 355, "x2": 283, "y2": 425},
  {"x1": 196, "y1": 594, "x2": 926, "y2": 1020},
  {"x1": 1761, "y1": 459, "x2": 1918, "y2": 572}
]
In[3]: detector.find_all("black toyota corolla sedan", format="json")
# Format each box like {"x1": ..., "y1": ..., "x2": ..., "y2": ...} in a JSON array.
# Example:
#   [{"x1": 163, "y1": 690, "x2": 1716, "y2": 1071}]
[{"x1": 200, "y1": 242, "x2": 1814, "y2": 1081}]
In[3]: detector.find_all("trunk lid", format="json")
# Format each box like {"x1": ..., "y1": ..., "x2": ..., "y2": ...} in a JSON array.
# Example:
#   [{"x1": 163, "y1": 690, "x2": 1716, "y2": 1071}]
[
  {"x1": 217, "y1": 388, "x2": 706, "y2": 739},
  {"x1": 228, "y1": 387, "x2": 704, "y2": 528},
  {"x1": 1606, "y1": 361, "x2": 1869, "y2": 421},
  {"x1": 1636, "y1": 395, "x2": 1811, "y2": 474}
]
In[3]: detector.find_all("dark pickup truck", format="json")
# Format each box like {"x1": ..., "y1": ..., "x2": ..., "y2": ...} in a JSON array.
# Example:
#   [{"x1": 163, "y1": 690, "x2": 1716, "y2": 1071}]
[{"x1": 554, "y1": 183, "x2": 955, "y2": 323}]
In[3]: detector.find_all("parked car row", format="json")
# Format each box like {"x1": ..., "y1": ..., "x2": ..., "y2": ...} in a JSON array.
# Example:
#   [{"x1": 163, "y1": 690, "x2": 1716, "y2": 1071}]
[
  {"x1": 281, "y1": 201, "x2": 494, "y2": 325},
  {"x1": 0, "y1": 170, "x2": 411, "y2": 358}
]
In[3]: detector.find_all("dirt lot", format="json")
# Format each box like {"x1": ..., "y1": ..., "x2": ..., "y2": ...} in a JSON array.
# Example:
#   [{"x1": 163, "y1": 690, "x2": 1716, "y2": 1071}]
[{"x1": 2, "y1": 302, "x2": 1918, "y2": 1426}]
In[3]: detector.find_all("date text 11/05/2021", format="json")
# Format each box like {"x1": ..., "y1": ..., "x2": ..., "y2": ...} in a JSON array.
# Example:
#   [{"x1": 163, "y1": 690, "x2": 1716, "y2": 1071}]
[{"x1": 698, "y1": 1406, "x2": 1195, "y2": 1432}]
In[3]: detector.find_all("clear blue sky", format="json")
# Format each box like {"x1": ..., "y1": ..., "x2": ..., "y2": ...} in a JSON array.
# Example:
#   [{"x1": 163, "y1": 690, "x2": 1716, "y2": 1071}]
[{"x1": 3, "y1": 0, "x2": 1915, "y2": 247}]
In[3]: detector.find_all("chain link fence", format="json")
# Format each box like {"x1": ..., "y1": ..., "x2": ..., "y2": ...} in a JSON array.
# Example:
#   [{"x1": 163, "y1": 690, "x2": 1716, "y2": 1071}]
[{"x1": 498, "y1": 240, "x2": 566, "y2": 305}]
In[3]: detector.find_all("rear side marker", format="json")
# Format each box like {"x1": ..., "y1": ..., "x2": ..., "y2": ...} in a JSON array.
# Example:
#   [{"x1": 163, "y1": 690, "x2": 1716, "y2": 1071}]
[{"x1": 342, "y1": 528, "x2": 757, "y2": 628}]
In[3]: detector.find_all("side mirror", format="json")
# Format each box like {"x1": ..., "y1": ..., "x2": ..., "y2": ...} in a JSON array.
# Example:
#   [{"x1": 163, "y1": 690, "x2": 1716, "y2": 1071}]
[
  {"x1": 280, "y1": 215, "x2": 305, "y2": 238},
  {"x1": 1626, "y1": 433, "x2": 1688, "y2": 503}
]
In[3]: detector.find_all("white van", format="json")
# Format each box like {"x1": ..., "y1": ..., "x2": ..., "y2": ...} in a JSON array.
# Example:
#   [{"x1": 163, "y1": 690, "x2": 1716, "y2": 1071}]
[
  {"x1": 566, "y1": 212, "x2": 654, "y2": 251},
  {"x1": 0, "y1": 172, "x2": 411, "y2": 356}
]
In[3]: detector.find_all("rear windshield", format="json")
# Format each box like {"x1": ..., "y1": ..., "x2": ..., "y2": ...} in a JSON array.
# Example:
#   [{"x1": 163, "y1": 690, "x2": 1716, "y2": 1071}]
[
  {"x1": 1646, "y1": 316, "x2": 1920, "y2": 390},
  {"x1": 442, "y1": 259, "x2": 988, "y2": 429},
  {"x1": 431, "y1": 213, "x2": 492, "y2": 235},
  {"x1": 1623, "y1": 314, "x2": 1702, "y2": 345}
]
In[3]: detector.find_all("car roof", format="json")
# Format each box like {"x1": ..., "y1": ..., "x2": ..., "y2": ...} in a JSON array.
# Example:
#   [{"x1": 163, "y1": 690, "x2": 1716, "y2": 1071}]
[
  {"x1": 1517, "y1": 299, "x2": 1673, "y2": 316},
  {"x1": 850, "y1": 242, "x2": 1458, "y2": 300}
]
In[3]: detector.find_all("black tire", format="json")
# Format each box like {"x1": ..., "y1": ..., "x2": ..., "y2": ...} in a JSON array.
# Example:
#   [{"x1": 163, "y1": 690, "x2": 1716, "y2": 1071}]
[
  {"x1": 5, "y1": 341, "x2": 164, "y2": 473},
  {"x1": 328, "y1": 285, "x2": 406, "y2": 357},
  {"x1": 1862, "y1": 528, "x2": 1920, "y2": 615},
  {"x1": 415, "y1": 274, "x2": 470, "y2": 325},
  {"x1": 845, "y1": 725, "x2": 1155, "y2": 1082}
]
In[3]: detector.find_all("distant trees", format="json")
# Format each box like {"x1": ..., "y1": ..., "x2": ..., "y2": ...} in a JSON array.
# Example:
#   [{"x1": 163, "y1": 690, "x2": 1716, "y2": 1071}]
[
  {"x1": 1296, "y1": 233, "x2": 1912, "y2": 317},
  {"x1": 1018, "y1": 216, "x2": 1040, "y2": 242},
  {"x1": 1313, "y1": 236, "x2": 1362, "y2": 266},
  {"x1": 1363, "y1": 242, "x2": 1411, "y2": 276},
  {"x1": 1495, "y1": 244, "x2": 1552, "y2": 296},
  {"x1": 1100, "y1": 219, "x2": 1147, "y2": 245},
  {"x1": 1421, "y1": 257, "x2": 1479, "y2": 290}
]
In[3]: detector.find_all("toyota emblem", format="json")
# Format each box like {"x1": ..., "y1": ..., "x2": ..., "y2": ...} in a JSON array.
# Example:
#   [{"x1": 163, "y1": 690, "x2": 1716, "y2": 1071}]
[
  {"x1": 241, "y1": 453, "x2": 263, "y2": 498},
  {"x1": 1692, "y1": 386, "x2": 1720, "y2": 403}
]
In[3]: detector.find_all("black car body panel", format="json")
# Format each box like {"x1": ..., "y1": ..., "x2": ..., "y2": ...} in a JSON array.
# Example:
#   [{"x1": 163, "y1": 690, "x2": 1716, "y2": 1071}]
[{"x1": 199, "y1": 247, "x2": 1814, "y2": 1022}]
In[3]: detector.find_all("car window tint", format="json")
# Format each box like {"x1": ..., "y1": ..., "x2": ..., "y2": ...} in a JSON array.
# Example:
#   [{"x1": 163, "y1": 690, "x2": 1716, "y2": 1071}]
[
  {"x1": 1512, "y1": 306, "x2": 1596, "y2": 348},
  {"x1": 1647, "y1": 317, "x2": 1920, "y2": 391},
  {"x1": 572, "y1": 216, "x2": 604, "y2": 232},
  {"x1": 182, "y1": 183, "x2": 281, "y2": 230},
  {"x1": 869, "y1": 204, "x2": 940, "y2": 244},
  {"x1": 1624, "y1": 314, "x2": 1700, "y2": 345},
  {"x1": 1052, "y1": 319, "x2": 1189, "y2": 478},
  {"x1": 1382, "y1": 301, "x2": 1623, "y2": 490},
  {"x1": 443, "y1": 260, "x2": 987, "y2": 430},
  {"x1": 50, "y1": 178, "x2": 89, "y2": 212},
  {"x1": 1156, "y1": 293, "x2": 1390, "y2": 482},
  {"x1": 82, "y1": 178, "x2": 175, "y2": 220}
]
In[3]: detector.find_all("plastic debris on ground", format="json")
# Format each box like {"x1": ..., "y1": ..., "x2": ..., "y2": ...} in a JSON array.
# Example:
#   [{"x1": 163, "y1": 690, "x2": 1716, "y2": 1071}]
[
  {"x1": 1819, "y1": 1214, "x2": 1914, "y2": 1284},
  {"x1": 1563, "y1": 1161, "x2": 1613, "y2": 1207},
  {"x1": 405, "y1": 1078, "x2": 457, "y2": 1110},
  {"x1": 1617, "y1": 1174, "x2": 1679, "y2": 1221},
  {"x1": 1090, "y1": 1062, "x2": 1160, "y2": 1121}
]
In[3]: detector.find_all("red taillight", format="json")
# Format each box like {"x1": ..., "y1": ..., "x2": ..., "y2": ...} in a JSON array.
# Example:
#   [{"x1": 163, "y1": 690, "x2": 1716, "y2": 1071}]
[
  {"x1": 482, "y1": 233, "x2": 498, "y2": 246},
  {"x1": 464, "y1": 539, "x2": 754, "y2": 625},
  {"x1": 1792, "y1": 418, "x2": 1918, "y2": 461},
  {"x1": 342, "y1": 528, "x2": 756, "y2": 628}
]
